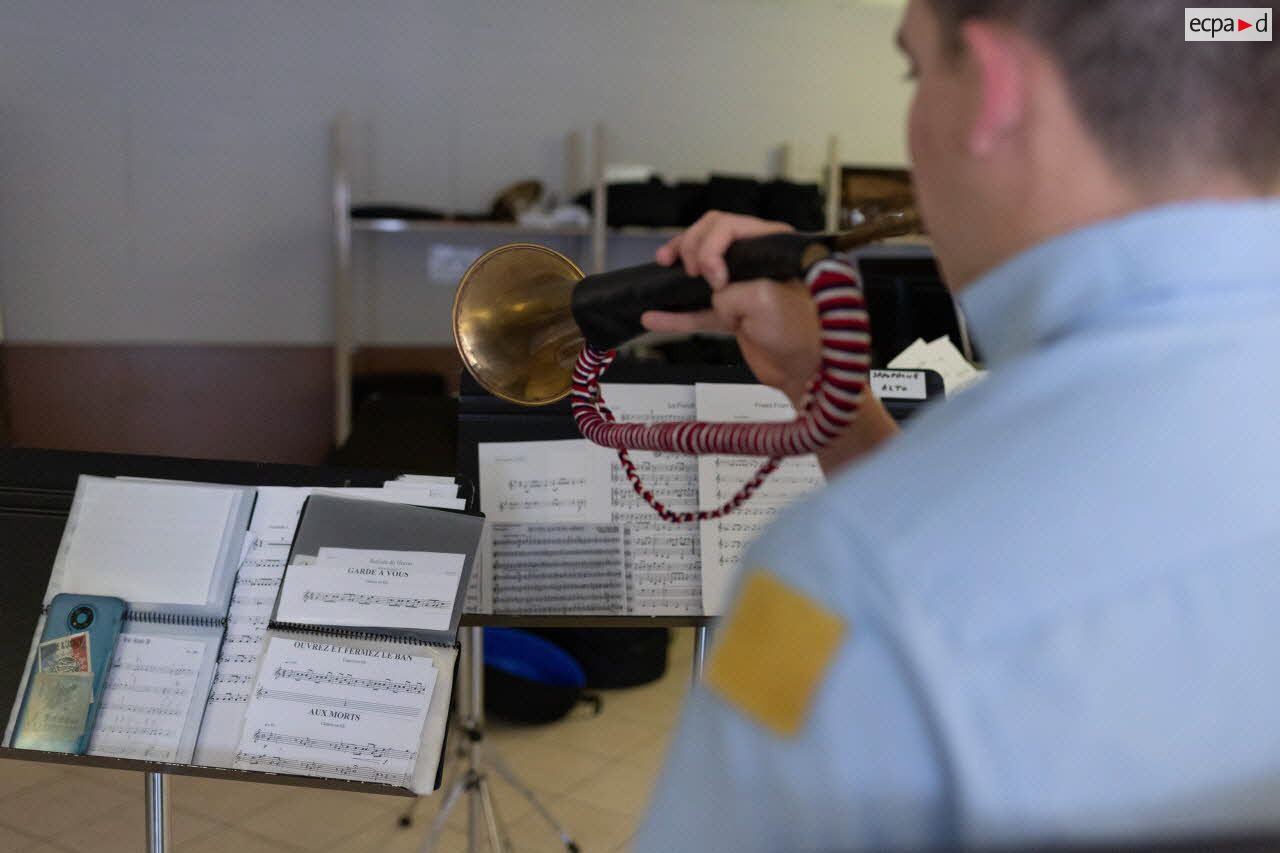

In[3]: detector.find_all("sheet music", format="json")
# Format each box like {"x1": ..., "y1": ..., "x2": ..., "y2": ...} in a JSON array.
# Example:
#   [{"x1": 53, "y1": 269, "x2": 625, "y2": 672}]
[
  {"x1": 490, "y1": 524, "x2": 626, "y2": 613},
  {"x1": 601, "y1": 384, "x2": 702, "y2": 615},
  {"x1": 276, "y1": 547, "x2": 464, "y2": 632},
  {"x1": 233, "y1": 637, "x2": 436, "y2": 788},
  {"x1": 86, "y1": 633, "x2": 205, "y2": 763},
  {"x1": 192, "y1": 540, "x2": 289, "y2": 767},
  {"x1": 478, "y1": 384, "x2": 702, "y2": 615},
  {"x1": 695, "y1": 384, "x2": 825, "y2": 615},
  {"x1": 249, "y1": 487, "x2": 313, "y2": 546}
]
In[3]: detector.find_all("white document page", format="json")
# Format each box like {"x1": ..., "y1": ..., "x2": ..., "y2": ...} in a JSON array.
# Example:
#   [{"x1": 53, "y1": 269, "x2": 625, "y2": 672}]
[
  {"x1": 598, "y1": 383, "x2": 702, "y2": 615},
  {"x1": 276, "y1": 548, "x2": 464, "y2": 632},
  {"x1": 393, "y1": 474, "x2": 457, "y2": 487},
  {"x1": 478, "y1": 439, "x2": 613, "y2": 523},
  {"x1": 379, "y1": 481, "x2": 459, "y2": 500},
  {"x1": 87, "y1": 633, "x2": 205, "y2": 763},
  {"x1": 478, "y1": 384, "x2": 703, "y2": 615},
  {"x1": 249, "y1": 487, "x2": 313, "y2": 546},
  {"x1": 51, "y1": 478, "x2": 237, "y2": 606},
  {"x1": 695, "y1": 384, "x2": 826, "y2": 615},
  {"x1": 234, "y1": 637, "x2": 436, "y2": 788},
  {"x1": 477, "y1": 438, "x2": 616, "y2": 614},
  {"x1": 192, "y1": 541, "x2": 289, "y2": 767},
  {"x1": 314, "y1": 487, "x2": 465, "y2": 511},
  {"x1": 488, "y1": 523, "x2": 626, "y2": 614},
  {"x1": 888, "y1": 335, "x2": 985, "y2": 394}
]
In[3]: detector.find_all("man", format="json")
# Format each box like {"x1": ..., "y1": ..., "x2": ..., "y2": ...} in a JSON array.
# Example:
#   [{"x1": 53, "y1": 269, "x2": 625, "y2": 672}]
[{"x1": 632, "y1": 1, "x2": 1280, "y2": 850}]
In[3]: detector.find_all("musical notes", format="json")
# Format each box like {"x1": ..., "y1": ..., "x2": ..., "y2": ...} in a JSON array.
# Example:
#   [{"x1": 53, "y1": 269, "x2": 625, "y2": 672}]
[
  {"x1": 276, "y1": 548, "x2": 464, "y2": 633},
  {"x1": 251, "y1": 728, "x2": 416, "y2": 761},
  {"x1": 234, "y1": 752, "x2": 410, "y2": 786},
  {"x1": 478, "y1": 385, "x2": 705, "y2": 616},
  {"x1": 272, "y1": 666, "x2": 428, "y2": 695},
  {"x1": 490, "y1": 524, "x2": 626, "y2": 614},
  {"x1": 87, "y1": 633, "x2": 204, "y2": 763},
  {"x1": 192, "y1": 538, "x2": 288, "y2": 767},
  {"x1": 300, "y1": 591, "x2": 449, "y2": 610},
  {"x1": 694, "y1": 383, "x2": 826, "y2": 615},
  {"x1": 479, "y1": 439, "x2": 613, "y2": 524},
  {"x1": 252, "y1": 687, "x2": 420, "y2": 718},
  {"x1": 234, "y1": 638, "x2": 436, "y2": 789}
]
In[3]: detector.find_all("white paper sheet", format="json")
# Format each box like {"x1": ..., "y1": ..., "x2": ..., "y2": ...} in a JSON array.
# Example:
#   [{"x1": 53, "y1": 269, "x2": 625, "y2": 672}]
[
  {"x1": 192, "y1": 541, "x2": 289, "y2": 767},
  {"x1": 87, "y1": 633, "x2": 205, "y2": 763},
  {"x1": 52, "y1": 478, "x2": 238, "y2": 607},
  {"x1": 276, "y1": 548, "x2": 464, "y2": 632},
  {"x1": 478, "y1": 439, "x2": 613, "y2": 523},
  {"x1": 478, "y1": 384, "x2": 703, "y2": 615},
  {"x1": 313, "y1": 487, "x2": 465, "y2": 511},
  {"x1": 695, "y1": 383, "x2": 825, "y2": 615},
  {"x1": 888, "y1": 335, "x2": 986, "y2": 394},
  {"x1": 249, "y1": 487, "x2": 313, "y2": 546},
  {"x1": 233, "y1": 637, "x2": 436, "y2": 788}
]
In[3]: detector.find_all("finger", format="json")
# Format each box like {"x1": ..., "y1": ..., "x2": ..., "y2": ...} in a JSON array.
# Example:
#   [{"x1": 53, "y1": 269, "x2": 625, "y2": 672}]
[
  {"x1": 694, "y1": 219, "x2": 740, "y2": 291},
  {"x1": 655, "y1": 233, "x2": 682, "y2": 266},
  {"x1": 675, "y1": 211, "x2": 721, "y2": 278},
  {"x1": 640, "y1": 308, "x2": 735, "y2": 335}
]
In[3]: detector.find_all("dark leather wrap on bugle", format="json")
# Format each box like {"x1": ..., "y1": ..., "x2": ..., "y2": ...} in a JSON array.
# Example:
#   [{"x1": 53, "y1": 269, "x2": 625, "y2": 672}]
[{"x1": 570, "y1": 231, "x2": 834, "y2": 350}]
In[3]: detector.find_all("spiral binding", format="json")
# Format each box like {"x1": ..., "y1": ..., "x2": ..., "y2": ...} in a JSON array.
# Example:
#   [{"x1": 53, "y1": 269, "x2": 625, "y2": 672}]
[
  {"x1": 122, "y1": 610, "x2": 225, "y2": 627},
  {"x1": 268, "y1": 620, "x2": 455, "y2": 649}
]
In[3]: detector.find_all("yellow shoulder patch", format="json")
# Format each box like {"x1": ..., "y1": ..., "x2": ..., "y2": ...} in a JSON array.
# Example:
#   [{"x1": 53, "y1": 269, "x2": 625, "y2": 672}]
[{"x1": 703, "y1": 569, "x2": 847, "y2": 738}]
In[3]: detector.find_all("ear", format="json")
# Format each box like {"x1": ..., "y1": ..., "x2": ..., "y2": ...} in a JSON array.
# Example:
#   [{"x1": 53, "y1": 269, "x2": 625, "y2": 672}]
[{"x1": 959, "y1": 20, "x2": 1028, "y2": 157}]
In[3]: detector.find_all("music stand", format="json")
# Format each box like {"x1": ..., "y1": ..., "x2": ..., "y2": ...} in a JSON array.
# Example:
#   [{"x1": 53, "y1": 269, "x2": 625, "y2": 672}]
[{"x1": 0, "y1": 448, "x2": 473, "y2": 853}]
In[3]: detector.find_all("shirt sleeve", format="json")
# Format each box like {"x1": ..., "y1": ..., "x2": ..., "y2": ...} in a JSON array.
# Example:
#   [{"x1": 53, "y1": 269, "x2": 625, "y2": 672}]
[{"x1": 632, "y1": 574, "x2": 952, "y2": 853}]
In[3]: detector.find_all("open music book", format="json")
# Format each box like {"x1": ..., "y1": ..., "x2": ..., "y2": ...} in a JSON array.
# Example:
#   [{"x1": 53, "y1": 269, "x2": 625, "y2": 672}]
[
  {"x1": 6, "y1": 472, "x2": 479, "y2": 795},
  {"x1": 227, "y1": 494, "x2": 483, "y2": 794},
  {"x1": 6, "y1": 475, "x2": 256, "y2": 762}
]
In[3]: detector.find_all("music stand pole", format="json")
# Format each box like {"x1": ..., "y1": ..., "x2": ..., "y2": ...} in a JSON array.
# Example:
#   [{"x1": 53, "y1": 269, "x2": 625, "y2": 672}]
[
  {"x1": 692, "y1": 626, "x2": 709, "y2": 682},
  {"x1": 144, "y1": 771, "x2": 171, "y2": 853}
]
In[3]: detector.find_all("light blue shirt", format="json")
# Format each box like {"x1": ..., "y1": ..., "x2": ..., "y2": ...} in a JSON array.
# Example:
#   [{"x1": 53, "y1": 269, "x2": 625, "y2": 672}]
[{"x1": 634, "y1": 201, "x2": 1280, "y2": 852}]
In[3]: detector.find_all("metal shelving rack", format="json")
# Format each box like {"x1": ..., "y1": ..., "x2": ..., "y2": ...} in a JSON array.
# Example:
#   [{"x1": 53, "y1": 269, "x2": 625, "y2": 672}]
[{"x1": 330, "y1": 116, "x2": 684, "y2": 447}]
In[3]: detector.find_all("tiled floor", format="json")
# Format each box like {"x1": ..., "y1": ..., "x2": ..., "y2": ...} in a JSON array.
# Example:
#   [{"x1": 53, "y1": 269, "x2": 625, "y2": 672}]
[{"x1": 0, "y1": 629, "x2": 694, "y2": 853}]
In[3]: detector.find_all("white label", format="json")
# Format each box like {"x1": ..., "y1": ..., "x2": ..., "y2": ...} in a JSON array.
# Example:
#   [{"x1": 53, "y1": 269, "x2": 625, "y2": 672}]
[
  {"x1": 870, "y1": 369, "x2": 927, "y2": 400},
  {"x1": 1185, "y1": 8, "x2": 1271, "y2": 40}
]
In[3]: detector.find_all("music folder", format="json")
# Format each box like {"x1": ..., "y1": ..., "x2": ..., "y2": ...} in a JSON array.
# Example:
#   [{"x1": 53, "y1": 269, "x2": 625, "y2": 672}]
[{"x1": 233, "y1": 494, "x2": 484, "y2": 794}]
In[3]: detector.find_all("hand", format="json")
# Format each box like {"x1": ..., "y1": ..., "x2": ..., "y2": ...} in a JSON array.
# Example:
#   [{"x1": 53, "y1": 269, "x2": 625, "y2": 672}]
[
  {"x1": 655, "y1": 211, "x2": 793, "y2": 288},
  {"x1": 644, "y1": 212, "x2": 819, "y2": 406},
  {"x1": 644, "y1": 211, "x2": 900, "y2": 473}
]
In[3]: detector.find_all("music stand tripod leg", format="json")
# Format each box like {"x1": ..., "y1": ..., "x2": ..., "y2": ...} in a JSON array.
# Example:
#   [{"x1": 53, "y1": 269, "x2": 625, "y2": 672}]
[
  {"x1": 144, "y1": 771, "x2": 171, "y2": 853},
  {"x1": 486, "y1": 749, "x2": 581, "y2": 853}
]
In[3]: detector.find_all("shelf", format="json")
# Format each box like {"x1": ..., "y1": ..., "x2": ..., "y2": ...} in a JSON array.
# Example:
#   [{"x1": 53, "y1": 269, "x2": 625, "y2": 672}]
[{"x1": 350, "y1": 216, "x2": 680, "y2": 239}]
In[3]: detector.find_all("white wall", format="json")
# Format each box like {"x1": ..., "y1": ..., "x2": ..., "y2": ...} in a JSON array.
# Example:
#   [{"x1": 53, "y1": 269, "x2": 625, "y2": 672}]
[{"x1": 0, "y1": 0, "x2": 911, "y2": 346}]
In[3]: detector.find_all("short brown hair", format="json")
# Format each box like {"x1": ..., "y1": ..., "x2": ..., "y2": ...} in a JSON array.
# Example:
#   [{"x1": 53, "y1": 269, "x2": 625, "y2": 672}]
[{"x1": 927, "y1": 0, "x2": 1280, "y2": 190}]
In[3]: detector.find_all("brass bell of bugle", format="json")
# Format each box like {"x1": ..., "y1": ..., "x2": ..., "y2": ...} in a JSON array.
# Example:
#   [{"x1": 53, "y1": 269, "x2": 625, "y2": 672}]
[{"x1": 452, "y1": 208, "x2": 921, "y2": 407}]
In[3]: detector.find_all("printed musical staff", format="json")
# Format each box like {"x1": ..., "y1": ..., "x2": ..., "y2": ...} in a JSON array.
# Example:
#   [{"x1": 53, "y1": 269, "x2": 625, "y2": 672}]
[
  {"x1": 272, "y1": 666, "x2": 428, "y2": 695},
  {"x1": 192, "y1": 537, "x2": 287, "y2": 767},
  {"x1": 87, "y1": 633, "x2": 205, "y2": 764},
  {"x1": 234, "y1": 752, "x2": 410, "y2": 787},
  {"x1": 300, "y1": 590, "x2": 448, "y2": 610},
  {"x1": 233, "y1": 638, "x2": 436, "y2": 789},
  {"x1": 253, "y1": 686, "x2": 420, "y2": 718},
  {"x1": 251, "y1": 728, "x2": 417, "y2": 761}
]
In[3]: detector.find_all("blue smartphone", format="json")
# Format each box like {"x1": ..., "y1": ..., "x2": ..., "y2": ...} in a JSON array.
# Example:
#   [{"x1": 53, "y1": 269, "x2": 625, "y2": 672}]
[{"x1": 13, "y1": 594, "x2": 126, "y2": 754}]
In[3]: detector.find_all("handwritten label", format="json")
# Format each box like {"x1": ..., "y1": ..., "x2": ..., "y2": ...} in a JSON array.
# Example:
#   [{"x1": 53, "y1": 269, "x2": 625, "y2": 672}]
[{"x1": 869, "y1": 369, "x2": 927, "y2": 401}]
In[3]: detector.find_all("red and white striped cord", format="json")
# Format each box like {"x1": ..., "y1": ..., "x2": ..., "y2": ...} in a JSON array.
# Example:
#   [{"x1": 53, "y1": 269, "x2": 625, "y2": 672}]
[{"x1": 570, "y1": 257, "x2": 870, "y2": 523}]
